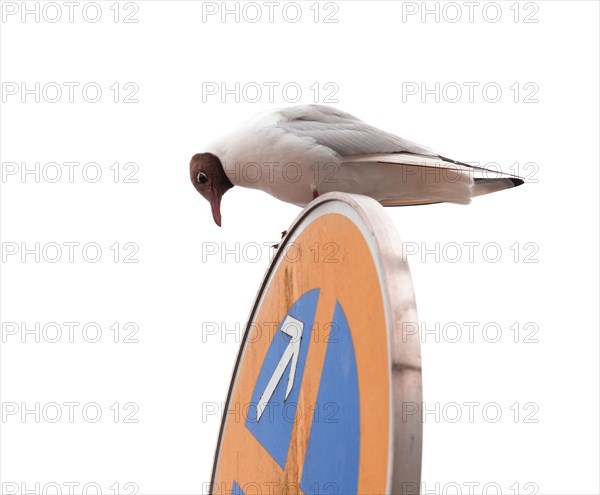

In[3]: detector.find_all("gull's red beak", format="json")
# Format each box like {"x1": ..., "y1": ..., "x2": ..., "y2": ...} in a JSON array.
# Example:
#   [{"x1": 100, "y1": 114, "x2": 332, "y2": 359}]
[{"x1": 210, "y1": 194, "x2": 222, "y2": 227}]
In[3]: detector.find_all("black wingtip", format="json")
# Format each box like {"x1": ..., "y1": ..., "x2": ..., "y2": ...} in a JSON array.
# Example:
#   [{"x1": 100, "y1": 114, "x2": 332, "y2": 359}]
[{"x1": 510, "y1": 178, "x2": 525, "y2": 187}]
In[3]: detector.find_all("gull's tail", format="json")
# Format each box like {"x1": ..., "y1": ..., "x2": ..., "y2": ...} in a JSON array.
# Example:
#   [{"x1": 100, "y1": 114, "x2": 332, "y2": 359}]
[
  {"x1": 473, "y1": 177, "x2": 524, "y2": 197},
  {"x1": 437, "y1": 154, "x2": 524, "y2": 198},
  {"x1": 338, "y1": 153, "x2": 524, "y2": 206}
]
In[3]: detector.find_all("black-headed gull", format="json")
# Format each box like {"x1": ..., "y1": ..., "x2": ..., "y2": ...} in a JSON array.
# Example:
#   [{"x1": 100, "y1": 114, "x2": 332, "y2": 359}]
[{"x1": 190, "y1": 104, "x2": 523, "y2": 226}]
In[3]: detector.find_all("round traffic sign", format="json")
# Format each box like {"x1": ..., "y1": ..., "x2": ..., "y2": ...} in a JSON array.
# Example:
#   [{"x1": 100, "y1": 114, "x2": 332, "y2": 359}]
[{"x1": 210, "y1": 192, "x2": 422, "y2": 495}]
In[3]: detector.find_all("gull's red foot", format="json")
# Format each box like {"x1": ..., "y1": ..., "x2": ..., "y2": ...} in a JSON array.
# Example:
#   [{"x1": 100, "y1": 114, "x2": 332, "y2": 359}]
[{"x1": 311, "y1": 185, "x2": 319, "y2": 200}]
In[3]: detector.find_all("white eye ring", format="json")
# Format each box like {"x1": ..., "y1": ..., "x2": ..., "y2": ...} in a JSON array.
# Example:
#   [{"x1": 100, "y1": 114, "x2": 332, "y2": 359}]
[{"x1": 197, "y1": 172, "x2": 208, "y2": 184}]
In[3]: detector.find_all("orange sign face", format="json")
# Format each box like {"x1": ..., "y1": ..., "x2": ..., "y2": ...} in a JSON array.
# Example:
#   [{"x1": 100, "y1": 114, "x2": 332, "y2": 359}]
[{"x1": 210, "y1": 193, "x2": 422, "y2": 495}]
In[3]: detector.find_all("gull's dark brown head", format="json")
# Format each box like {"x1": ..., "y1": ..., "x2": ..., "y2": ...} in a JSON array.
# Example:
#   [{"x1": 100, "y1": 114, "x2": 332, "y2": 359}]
[{"x1": 189, "y1": 153, "x2": 234, "y2": 227}]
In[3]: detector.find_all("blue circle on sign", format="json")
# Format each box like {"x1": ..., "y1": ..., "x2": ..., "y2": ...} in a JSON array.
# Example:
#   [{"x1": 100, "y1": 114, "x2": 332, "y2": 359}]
[{"x1": 242, "y1": 289, "x2": 360, "y2": 495}]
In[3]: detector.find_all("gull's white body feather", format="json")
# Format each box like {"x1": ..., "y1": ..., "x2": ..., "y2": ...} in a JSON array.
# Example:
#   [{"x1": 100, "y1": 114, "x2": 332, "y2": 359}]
[{"x1": 205, "y1": 105, "x2": 521, "y2": 207}]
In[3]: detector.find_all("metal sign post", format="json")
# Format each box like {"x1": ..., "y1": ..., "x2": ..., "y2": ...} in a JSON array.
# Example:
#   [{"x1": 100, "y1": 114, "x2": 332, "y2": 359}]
[{"x1": 210, "y1": 192, "x2": 422, "y2": 495}]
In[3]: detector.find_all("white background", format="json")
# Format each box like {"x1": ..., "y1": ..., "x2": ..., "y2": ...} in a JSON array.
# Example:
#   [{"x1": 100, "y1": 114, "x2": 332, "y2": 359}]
[{"x1": 1, "y1": 1, "x2": 599, "y2": 494}]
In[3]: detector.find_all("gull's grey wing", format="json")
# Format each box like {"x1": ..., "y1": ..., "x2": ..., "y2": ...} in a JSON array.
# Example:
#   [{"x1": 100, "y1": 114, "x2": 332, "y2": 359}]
[{"x1": 276, "y1": 104, "x2": 437, "y2": 157}]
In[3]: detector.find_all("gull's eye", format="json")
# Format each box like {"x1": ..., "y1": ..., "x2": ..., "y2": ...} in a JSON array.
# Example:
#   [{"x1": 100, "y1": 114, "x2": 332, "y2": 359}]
[{"x1": 197, "y1": 172, "x2": 208, "y2": 184}]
